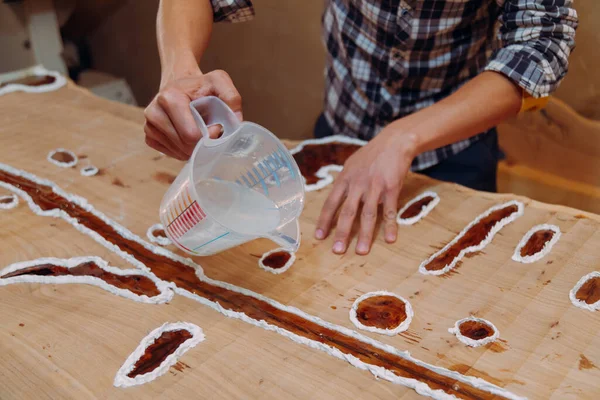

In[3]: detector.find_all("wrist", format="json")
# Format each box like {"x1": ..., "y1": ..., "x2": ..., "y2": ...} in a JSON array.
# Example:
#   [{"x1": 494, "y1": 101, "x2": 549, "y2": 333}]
[
  {"x1": 381, "y1": 122, "x2": 420, "y2": 161},
  {"x1": 160, "y1": 49, "x2": 202, "y2": 88}
]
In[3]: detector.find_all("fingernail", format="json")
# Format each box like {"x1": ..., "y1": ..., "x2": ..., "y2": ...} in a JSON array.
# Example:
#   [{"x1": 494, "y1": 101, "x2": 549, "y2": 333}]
[
  {"x1": 385, "y1": 232, "x2": 396, "y2": 243},
  {"x1": 315, "y1": 229, "x2": 324, "y2": 239},
  {"x1": 357, "y1": 242, "x2": 369, "y2": 254},
  {"x1": 235, "y1": 111, "x2": 243, "y2": 121},
  {"x1": 333, "y1": 241, "x2": 345, "y2": 253}
]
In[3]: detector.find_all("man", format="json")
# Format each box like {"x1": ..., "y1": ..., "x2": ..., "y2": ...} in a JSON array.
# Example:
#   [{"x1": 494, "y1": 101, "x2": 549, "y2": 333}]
[{"x1": 144, "y1": 0, "x2": 577, "y2": 255}]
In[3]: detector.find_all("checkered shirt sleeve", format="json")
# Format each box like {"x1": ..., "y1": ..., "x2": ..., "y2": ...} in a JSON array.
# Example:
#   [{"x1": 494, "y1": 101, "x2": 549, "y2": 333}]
[
  {"x1": 210, "y1": 0, "x2": 255, "y2": 23},
  {"x1": 485, "y1": 0, "x2": 578, "y2": 98}
]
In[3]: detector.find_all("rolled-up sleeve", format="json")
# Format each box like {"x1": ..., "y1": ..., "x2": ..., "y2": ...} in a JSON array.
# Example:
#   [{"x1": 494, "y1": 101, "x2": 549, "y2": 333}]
[
  {"x1": 211, "y1": 0, "x2": 255, "y2": 23},
  {"x1": 485, "y1": 0, "x2": 578, "y2": 98}
]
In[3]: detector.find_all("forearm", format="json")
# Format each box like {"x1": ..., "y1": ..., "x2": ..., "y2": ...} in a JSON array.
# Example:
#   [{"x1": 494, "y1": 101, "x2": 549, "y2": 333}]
[
  {"x1": 388, "y1": 71, "x2": 522, "y2": 156},
  {"x1": 157, "y1": 0, "x2": 214, "y2": 85}
]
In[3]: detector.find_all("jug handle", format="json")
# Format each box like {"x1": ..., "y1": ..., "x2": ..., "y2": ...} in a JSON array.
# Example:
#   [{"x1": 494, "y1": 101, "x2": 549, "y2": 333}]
[{"x1": 189, "y1": 96, "x2": 241, "y2": 143}]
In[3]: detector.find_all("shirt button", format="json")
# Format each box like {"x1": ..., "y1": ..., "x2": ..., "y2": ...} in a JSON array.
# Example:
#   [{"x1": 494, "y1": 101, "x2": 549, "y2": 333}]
[
  {"x1": 401, "y1": 8, "x2": 409, "y2": 16},
  {"x1": 392, "y1": 50, "x2": 402, "y2": 59}
]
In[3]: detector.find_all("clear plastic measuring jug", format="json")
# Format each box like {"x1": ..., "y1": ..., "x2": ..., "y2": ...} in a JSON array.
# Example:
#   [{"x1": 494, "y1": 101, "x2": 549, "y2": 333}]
[{"x1": 159, "y1": 96, "x2": 305, "y2": 256}]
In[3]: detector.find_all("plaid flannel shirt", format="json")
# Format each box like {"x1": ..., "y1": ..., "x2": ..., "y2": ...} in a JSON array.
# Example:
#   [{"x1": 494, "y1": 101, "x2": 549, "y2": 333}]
[{"x1": 210, "y1": 0, "x2": 577, "y2": 171}]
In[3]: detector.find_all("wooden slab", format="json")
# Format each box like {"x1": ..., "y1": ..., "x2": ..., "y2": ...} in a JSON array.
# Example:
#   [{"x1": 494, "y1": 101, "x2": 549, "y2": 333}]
[
  {"x1": 1, "y1": 84, "x2": 600, "y2": 399},
  {"x1": 498, "y1": 97, "x2": 600, "y2": 188},
  {"x1": 497, "y1": 97, "x2": 600, "y2": 215}
]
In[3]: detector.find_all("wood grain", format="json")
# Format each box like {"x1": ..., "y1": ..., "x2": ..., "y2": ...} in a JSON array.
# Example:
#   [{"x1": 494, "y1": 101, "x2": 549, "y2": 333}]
[{"x1": 1, "y1": 85, "x2": 599, "y2": 399}]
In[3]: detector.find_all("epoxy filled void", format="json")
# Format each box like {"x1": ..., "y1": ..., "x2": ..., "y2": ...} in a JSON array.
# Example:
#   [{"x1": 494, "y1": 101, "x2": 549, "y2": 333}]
[
  {"x1": 127, "y1": 329, "x2": 193, "y2": 378},
  {"x1": 520, "y1": 230, "x2": 555, "y2": 257},
  {"x1": 51, "y1": 151, "x2": 76, "y2": 164},
  {"x1": 423, "y1": 203, "x2": 521, "y2": 272},
  {"x1": 576, "y1": 276, "x2": 600, "y2": 305},
  {"x1": 449, "y1": 317, "x2": 499, "y2": 347},
  {"x1": 458, "y1": 320, "x2": 495, "y2": 341},
  {"x1": 153, "y1": 228, "x2": 167, "y2": 239},
  {"x1": 293, "y1": 143, "x2": 360, "y2": 184},
  {"x1": 1, "y1": 261, "x2": 161, "y2": 297},
  {"x1": 400, "y1": 195, "x2": 435, "y2": 219},
  {"x1": 261, "y1": 250, "x2": 292, "y2": 270},
  {"x1": 0, "y1": 74, "x2": 56, "y2": 88},
  {"x1": 355, "y1": 295, "x2": 408, "y2": 330}
]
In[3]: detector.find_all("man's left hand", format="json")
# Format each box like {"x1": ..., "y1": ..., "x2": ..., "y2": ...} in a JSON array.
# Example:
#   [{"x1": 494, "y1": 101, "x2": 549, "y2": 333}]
[{"x1": 314, "y1": 126, "x2": 417, "y2": 255}]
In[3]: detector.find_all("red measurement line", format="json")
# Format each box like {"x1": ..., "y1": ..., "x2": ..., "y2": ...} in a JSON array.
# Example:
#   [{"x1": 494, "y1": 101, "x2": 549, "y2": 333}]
[
  {"x1": 168, "y1": 201, "x2": 208, "y2": 240},
  {"x1": 170, "y1": 219, "x2": 182, "y2": 238},
  {"x1": 167, "y1": 201, "x2": 196, "y2": 229},
  {"x1": 167, "y1": 224, "x2": 180, "y2": 239},
  {"x1": 181, "y1": 211, "x2": 194, "y2": 230},
  {"x1": 193, "y1": 202, "x2": 206, "y2": 219}
]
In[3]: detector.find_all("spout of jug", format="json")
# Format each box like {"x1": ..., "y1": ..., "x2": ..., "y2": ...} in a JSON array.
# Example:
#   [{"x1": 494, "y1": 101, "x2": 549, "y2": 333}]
[{"x1": 269, "y1": 219, "x2": 301, "y2": 252}]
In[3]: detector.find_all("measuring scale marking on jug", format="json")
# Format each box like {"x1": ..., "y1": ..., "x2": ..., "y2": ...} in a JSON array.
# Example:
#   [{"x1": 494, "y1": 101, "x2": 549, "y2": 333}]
[
  {"x1": 159, "y1": 96, "x2": 305, "y2": 256},
  {"x1": 235, "y1": 148, "x2": 296, "y2": 197}
]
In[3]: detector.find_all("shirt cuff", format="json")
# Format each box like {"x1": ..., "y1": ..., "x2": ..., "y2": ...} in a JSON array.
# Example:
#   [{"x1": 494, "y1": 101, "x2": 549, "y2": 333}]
[
  {"x1": 485, "y1": 45, "x2": 556, "y2": 99},
  {"x1": 211, "y1": 0, "x2": 255, "y2": 23}
]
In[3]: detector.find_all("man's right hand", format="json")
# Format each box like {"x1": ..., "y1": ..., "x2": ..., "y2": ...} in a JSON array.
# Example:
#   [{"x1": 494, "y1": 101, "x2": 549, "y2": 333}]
[{"x1": 144, "y1": 69, "x2": 243, "y2": 160}]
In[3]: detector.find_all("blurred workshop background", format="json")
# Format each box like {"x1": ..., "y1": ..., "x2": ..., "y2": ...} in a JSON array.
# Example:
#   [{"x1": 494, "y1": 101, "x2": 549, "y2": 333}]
[{"x1": 1, "y1": 0, "x2": 599, "y2": 213}]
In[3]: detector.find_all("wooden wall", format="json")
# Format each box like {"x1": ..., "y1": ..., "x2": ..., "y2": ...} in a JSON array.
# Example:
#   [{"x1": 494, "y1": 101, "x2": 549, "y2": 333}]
[
  {"x1": 87, "y1": 0, "x2": 324, "y2": 141},
  {"x1": 553, "y1": 1, "x2": 600, "y2": 121}
]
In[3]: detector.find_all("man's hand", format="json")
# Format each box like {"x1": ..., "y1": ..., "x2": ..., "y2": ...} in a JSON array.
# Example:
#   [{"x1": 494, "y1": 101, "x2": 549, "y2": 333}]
[
  {"x1": 314, "y1": 127, "x2": 417, "y2": 255},
  {"x1": 144, "y1": 69, "x2": 242, "y2": 160}
]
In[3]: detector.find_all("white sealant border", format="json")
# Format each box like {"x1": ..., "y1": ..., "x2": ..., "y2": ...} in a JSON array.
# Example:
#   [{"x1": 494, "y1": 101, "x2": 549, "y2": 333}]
[
  {"x1": 569, "y1": 271, "x2": 600, "y2": 312},
  {"x1": 288, "y1": 135, "x2": 366, "y2": 192},
  {"x1": 0, "y1": 65, "x2": 67, "y2": 96},
  {"x1": 397, "y1": 191, "x2": 440, "y2": 225},
  {"x1": 0, "y1": 256, "x2": 173, "y2": 304},
  {"x1": 0, "y1": 162, "x2": 526, "y2": 400},
  {"x1": 47, "y1": 148, "x2": 78, "y2": 168},
  {"x1": 512, "y1": 224, "x2": 561, "y2": 264},
  {"x1": 419, "y1": 200, "x2": 525, "y2": 276},
  {"x1": 0, "y1": 194, "x2": 19, "y2": 209},
  {"x1": 258, "y1": 248, "x2": 296, "y2": 274},
  {"x1": 113, "y1": 321, "x2": 205, "y2": 388},
  {"x1": 146, "y1": 223, "x2": 172, "y2": 246},
  {"x1": 349, "y1": 291, "x2": 414, "y2": 336},
  {"x1": 80, "y1": 165, "x2": 99, "y2": 177},
  {"x1": 448, "y1": 316, "x2": 499, "y2": 348}
]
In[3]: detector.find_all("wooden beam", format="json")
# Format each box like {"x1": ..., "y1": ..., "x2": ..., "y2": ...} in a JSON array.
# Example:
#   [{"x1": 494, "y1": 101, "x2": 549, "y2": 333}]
[
  {"x1": 498, "y1": 97, "x2": 600, "y2": 187},
  {"x1": 498, "y1": 160, "x2": 600, "y2": 215}
]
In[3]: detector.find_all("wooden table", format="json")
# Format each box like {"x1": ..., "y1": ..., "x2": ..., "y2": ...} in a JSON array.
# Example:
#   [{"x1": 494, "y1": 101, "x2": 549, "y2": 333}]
[{"x1": 1, "y1": 83, "x2": 599, "y2": 399}]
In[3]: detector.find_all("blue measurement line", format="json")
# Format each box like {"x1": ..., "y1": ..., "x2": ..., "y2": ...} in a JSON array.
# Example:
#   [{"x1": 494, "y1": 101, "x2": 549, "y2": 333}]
[
  {"x1": 232, "y1": 150, "x2": 292, "y2": 195},
  {"x1": 252, "y1": 166, "x2": 269, "y2": 195},
  {"x1": 279, "y1": 149, "x2": 296, "y2": 179},
  {"x1": 246, "y1": 169, "x2": 258, "y2": 186},
  {"x1": 241, "y1": 174, "x2": 252, "y2": 187},
  {"x1": 192, "y1": 232, "x2": 230, "y2": 251},
  {"x1": 265, "y1": 154, "x2": 281, "y2": 187},
  {"x1": 257, "y1": 163, "x2": 271, "y2": 188}
]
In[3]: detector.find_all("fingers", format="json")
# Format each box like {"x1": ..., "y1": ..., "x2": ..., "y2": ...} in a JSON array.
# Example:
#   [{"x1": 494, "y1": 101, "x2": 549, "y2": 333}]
[
  {"x1": 156, "y1": 88, "x2": 202, "y2": 148},
  {"x1": 206, "y1": 70, "x2": 243, "y2": 121},
  {"x1": 144, "y1": 100, "x2": 193, "y2": 157},
  {"x1": 144, "y1": 122, "x2": 188, "y2": 160},
  {"x1": 315, "y1": 180, "x2": 348, "y2": 240},
  {"x1": 356, "y1": 185, "x2": 383, "y2": 255},
  {"x1": 332, "y1": 189, "x2": 363, "y2": 254},
  {"x1": 145, "y1": 136, "x2": 177, "y2": 160},
  {"x1": 382, "y1": 185, "x2": 401, "y2": 243},
  {"x1": 143, "y1": 69, "x2": 243, "y2": 161},
  {"x1": 207, "y1": 124, "x2": 224, "y2": 139}
]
